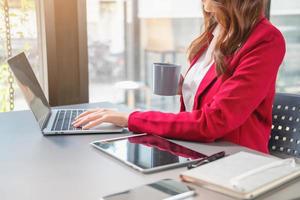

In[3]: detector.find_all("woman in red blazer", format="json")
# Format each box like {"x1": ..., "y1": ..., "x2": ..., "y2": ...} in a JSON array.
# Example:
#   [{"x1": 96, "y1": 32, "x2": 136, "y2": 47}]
[{"x1": 73, "y1": 0, "x2": 286, "y2": 153}]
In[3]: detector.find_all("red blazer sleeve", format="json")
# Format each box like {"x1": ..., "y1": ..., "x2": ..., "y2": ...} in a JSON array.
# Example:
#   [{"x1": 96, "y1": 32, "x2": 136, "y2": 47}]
[{"x1": 128, "y1": 25, "x2": 286, "y2": 143}]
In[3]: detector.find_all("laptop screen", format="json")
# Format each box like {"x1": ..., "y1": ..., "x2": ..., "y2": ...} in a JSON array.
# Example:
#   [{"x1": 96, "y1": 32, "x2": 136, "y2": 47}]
[{"x1": 7, "y1": 52, "x2": 51, "y2": 129}]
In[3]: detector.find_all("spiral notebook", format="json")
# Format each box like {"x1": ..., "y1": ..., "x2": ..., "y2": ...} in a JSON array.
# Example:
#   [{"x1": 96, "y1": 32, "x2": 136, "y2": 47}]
[{"x1": 180, "y1": 151, "x2": 300, "y2": 199}]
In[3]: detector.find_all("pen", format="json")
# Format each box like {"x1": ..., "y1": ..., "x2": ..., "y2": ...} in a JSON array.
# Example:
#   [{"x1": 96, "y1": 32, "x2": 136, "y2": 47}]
[{"x1": 187, "y1": 151, "x2": 226, "y2": 169}]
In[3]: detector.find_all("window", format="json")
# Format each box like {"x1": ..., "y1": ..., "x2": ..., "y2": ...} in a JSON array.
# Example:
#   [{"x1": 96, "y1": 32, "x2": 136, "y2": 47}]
[
  {"x1": 270, "y1": 0, "x2": 300, "y2": 93},
  {"x1": 86, "y1": 0, "x2": 203, "y2": 111},
  {"x1": 0, "y1": 0, "x2": 41, "y2": 111},
  {"x1": 87, "y1": 0, "x2": 126, "y2": 104},
  {"x1": 137, "y1": 0, "x2": 202, "y2": 111}
]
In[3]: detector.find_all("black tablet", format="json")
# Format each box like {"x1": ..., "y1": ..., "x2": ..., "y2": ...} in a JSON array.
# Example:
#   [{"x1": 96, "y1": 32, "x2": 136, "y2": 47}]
[{"x1": 91, "y1": 133, "x2": 207, "y2": 173}]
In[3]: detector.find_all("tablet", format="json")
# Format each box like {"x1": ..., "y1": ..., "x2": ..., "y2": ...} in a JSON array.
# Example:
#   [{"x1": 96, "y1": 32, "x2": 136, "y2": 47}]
[{"x1": 91, "y1": 133, "x2": 208, "y2": 173}]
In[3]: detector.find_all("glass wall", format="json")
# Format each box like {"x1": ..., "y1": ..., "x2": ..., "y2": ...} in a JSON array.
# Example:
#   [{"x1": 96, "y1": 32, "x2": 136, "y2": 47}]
[
  {"x1": 270, "y1": 0, "x2": 300, "y2": 93},
  {"x1": 86, "y1": 0, "x2": 126, "y2": 104},
  {"x1": 137, "y1": 0, "x2": 203, "y2": 111},
  {"x1": 86, "y1": 0, "x2": 203, "y2": 111},
  {"x1": 0, "y1": 0, "x2": 41, "y2": 111}
]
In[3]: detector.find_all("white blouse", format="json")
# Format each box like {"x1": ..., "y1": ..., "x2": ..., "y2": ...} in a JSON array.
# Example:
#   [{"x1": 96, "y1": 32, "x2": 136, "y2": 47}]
[{"x1": 182, "y1": 26, "x2": 220, "y2": 112}]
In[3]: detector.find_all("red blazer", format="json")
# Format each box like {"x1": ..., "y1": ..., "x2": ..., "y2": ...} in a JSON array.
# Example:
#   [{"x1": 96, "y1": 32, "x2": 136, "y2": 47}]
[{"x1": 128, "y1": 17, "x2": 286, "y2": 153}]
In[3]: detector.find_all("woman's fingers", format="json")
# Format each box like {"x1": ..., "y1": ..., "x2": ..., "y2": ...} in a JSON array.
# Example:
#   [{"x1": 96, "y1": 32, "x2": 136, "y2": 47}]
[
  {"x1": 73, "y1": 112, "x2": 103, "y2": 127},
  {"x1": 75, "y1": 108, "x2": 105, "y2": 120},
  {"x1": 73, "y1": 108, "x2": 105, "y2": 125},
  {"x1": 72, "y1": 109, "x2": 129, "y2": 129},
  {"x1": 80, "y1": 110, "x2": 115, "y2": 129},
  {"x1": 74, "y1": 109, "x2": 96, "y2": 120},
  {"x1": 82, "y1": 117, "x2": 105, "y2": 130}
]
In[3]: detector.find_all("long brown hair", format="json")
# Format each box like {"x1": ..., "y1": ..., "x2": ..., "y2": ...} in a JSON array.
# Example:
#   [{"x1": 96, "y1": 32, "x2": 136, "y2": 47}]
[{"x1": 187, "y1": 0, "x2": 267, "y2": 75}]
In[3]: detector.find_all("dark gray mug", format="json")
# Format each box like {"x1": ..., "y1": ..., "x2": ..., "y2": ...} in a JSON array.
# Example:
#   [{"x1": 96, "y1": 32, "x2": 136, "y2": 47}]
[{"x1": 153, "y1": 63, "x2": 181, "y2": 96}]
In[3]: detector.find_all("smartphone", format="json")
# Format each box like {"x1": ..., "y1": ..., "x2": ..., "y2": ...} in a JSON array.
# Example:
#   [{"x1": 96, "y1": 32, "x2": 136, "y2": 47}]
[{"x1": 101, "y1": 179, "x2": 195, "y2": 200}]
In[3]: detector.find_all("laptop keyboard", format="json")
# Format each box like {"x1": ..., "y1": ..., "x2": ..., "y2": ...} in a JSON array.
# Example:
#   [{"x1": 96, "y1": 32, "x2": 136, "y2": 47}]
[{"x1": 51, "y1": 109, "x2": 86, "y2": 131}]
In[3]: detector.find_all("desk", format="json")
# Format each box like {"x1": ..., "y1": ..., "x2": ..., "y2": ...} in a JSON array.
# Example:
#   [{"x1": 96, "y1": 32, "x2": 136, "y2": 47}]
[{"x1": 1, "y1": 102, "x2": 300, "y2": 200}]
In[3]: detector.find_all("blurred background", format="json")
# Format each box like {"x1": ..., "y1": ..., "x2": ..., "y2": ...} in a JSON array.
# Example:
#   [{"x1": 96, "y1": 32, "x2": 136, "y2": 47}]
[{"x1": 0, "y1": 0, "x2": 299, "y2": 112}]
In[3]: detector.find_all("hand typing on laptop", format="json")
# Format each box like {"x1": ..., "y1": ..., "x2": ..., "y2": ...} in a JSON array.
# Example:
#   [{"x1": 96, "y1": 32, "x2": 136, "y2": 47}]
[{"x1": 72, "y1": 108, "x2": 129, "y2": 129}]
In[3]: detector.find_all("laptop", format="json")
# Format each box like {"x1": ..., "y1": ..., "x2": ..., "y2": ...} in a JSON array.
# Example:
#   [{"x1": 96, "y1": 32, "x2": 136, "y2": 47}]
[{"x1": 7, "y1": 52, "x2": 124, "y2": 135}]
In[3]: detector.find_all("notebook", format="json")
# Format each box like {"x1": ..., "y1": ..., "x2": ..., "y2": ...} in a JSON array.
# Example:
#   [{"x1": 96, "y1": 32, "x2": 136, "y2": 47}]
[{"x1": 180, "y1": 151, "x2": 300, "y2": 199}]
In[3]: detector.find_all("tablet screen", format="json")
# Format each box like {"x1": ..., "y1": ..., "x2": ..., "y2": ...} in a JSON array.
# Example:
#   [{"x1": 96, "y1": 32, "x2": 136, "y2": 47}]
[{"x1": 92, "y1": 134, "x2": 207, "y2": 172}]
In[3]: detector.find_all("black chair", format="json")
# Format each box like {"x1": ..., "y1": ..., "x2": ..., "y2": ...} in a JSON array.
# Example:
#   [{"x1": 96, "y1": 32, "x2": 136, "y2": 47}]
[{"x1": 269, "y1": 93, "x2": 300, "y2": 158}]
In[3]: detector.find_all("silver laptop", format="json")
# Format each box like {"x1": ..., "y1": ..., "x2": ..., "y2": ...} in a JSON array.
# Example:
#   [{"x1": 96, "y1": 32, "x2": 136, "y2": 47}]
[{"x1": 7, "y1": 52, "x2": 123, "y2": 135}]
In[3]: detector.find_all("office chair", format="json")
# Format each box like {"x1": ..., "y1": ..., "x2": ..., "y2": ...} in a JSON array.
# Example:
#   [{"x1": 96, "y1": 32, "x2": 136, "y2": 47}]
[{"x1": 269, "y1": 93, "x2": 300, "y2": 158}]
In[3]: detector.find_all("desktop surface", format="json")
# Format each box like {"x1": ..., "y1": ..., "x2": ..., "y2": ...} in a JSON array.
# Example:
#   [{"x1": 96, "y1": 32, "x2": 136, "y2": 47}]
[{"x1": 0, "y1": 102, "x2": 300, "y2": 200}]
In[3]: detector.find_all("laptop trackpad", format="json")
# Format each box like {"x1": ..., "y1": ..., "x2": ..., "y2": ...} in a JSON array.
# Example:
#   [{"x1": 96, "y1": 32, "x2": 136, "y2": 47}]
[{"x1": 88, "y1": 122, "x2": 123, "y2": 132}]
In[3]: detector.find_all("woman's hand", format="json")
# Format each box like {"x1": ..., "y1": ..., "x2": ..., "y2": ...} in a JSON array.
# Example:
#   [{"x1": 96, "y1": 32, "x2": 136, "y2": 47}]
[{"x1": 72, "y1": 108, "x2": 130, "y2": 129}]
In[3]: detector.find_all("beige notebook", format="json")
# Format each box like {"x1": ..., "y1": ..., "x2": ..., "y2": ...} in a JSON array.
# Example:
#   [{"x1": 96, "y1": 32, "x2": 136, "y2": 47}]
[{"x1": 180, "y1": 151, "x2": 300, "y2": 199}]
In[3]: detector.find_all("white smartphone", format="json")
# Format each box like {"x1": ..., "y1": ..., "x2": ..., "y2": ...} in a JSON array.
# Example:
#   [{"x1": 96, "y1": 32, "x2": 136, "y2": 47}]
[{"x1": 101, "y1": 179, "x2": 196, "y2": 200}]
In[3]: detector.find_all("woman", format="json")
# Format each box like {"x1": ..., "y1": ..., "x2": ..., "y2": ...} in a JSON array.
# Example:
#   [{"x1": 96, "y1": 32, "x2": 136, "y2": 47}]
[{"x1": 73, "y1": 0, "x2": 286, "y2": 153}]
